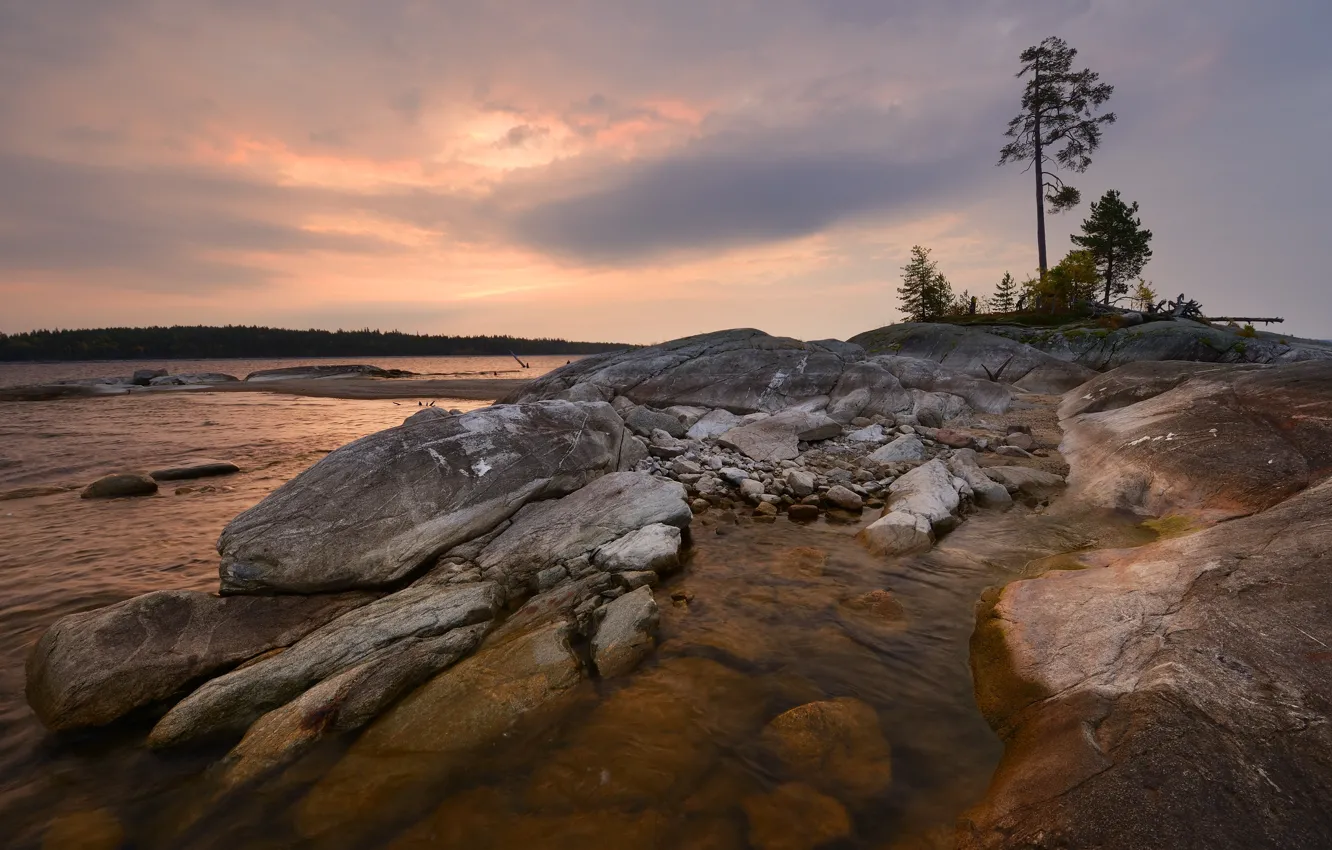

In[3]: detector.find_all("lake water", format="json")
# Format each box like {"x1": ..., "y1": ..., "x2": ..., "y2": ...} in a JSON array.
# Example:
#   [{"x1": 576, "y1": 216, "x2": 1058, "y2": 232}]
[
  {"x1": 0, "y1": 354, "x2": 586, "y2": 388},
  {"x1": 0, "y1": 374, "x2": 1150, "y2": 849}
]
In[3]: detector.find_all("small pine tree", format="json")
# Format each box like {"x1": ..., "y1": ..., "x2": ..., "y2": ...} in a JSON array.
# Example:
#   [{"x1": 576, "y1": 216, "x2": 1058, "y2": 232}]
[
  {"x1": 1131, "y1": 278, "x2": 1158, "y2": 312},
  {"x1": 1070, "y1": 189, "x2": 1154, "y2": 304},
  {"x1": 898, "y1": 246, "x2": 954, "y2": 321},
  {"x1": 992, "y1": 271, "x2": 1018, "y2": 312}
]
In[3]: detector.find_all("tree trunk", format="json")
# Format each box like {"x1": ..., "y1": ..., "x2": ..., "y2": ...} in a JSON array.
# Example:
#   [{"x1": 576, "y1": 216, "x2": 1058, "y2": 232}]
[
  {"x1": 1103, "y1": 255, "x2": 1114, "y2": 304},
  {"x1": 1033, "y1": 65, "x2": 1047, "y2": 277}
]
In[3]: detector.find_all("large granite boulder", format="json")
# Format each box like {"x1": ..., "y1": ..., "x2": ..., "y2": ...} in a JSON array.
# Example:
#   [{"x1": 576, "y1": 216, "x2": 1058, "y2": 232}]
[
  {"x1": 218, "y1": 401, "x2": 630, "y2": 594},
  {"x1": 25, "y1": 590, "x2": 370, "y2": 731},
  {"x1": 1059, "y1": 361, "x2": 1332, "y2": 521},
  {"x1": 148, "y1": 582, "x2": 501, "y2": 747},
  {"x1": 849, "y1": 323, "x2": 1097, "y2": 394},
  {"x1": 962, "y1": 475, "x2": 1332, "y2": 850}
]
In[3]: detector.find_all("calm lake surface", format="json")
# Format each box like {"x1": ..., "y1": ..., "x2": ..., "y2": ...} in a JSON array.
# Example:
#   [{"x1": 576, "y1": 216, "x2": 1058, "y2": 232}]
[{"x1": 0, "y1": 361, "x2": 1136, "y2": 849}]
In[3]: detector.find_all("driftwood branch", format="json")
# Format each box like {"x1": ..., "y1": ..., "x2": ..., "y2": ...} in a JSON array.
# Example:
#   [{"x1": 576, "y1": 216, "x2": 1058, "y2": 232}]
[
  {"x1": 1207, "y1": 317, "x2": 1285, "y2": 325},
  {"x1": 982, "y1": 355, "x2": 1015, "y2": 383}
]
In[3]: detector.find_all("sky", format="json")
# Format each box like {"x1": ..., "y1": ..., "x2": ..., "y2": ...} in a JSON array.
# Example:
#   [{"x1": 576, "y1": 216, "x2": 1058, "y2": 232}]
[{"x1": 1, "y1": 0, "x2": 1329, "y2": 344}]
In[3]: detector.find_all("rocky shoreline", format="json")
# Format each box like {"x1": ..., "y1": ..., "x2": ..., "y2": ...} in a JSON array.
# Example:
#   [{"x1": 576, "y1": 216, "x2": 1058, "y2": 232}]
[{"x1": 20, "y1": 324, "x2": 1332, "y2": 848}]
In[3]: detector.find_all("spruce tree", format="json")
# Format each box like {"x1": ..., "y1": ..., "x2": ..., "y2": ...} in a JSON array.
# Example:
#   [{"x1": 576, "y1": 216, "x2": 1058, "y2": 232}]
[
  {"x1": 898, "y1": 246, "x2": 953, "y2": 322},
  {"x1": 992, "y1": 271, "x2": 1018, "y2": 312},
  {"x1": 999, "y1": 37, "x2": 1116, "y2": 276},
  {"x1": 1070, "y1": 189, "x2": 1154, "y2": 304}
]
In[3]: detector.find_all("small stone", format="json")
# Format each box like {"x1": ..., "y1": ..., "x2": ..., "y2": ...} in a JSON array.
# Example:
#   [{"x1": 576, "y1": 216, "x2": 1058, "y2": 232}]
[
  {"x1": 933, "y1": 429, "x2": 975, "y2": 449},
  {"x1": 691, "y1": 498, "x2": 711, "y2": 514},
  {"x1": 618, "y1": 571, "x2": 659, "y2": 589},
  {"x1": 850, "y1": 417, "x2": 874, "y2": 428},
  {"x1": 719, "y1": 467, "x2": 749, "y2": 485},
  {"x1": 535, "y1": 565, "x2": 568, "y2": 591},
  {"x1": 672, "y1": 458, "x2": 703, "y2": 476},
  {"x1": 787, "y1": 504, "x2": 820, "y2": 522},
  {"x1": 755, "y1": 502, "x2": 778, "y2": 517},
  {"x1": 740, "y1": 479, "x2": 765, "y2": 501},
  {"x1": 824, "y1": 484, "x2": 863, "y2": 512},
  {"x1": 995, "y1": 445, "x2": 1033, "y2": 459},
  {"x1": 1003, "y1": 432, "x2": 1035, "y2": 451},
  {"x1": 784, "y1": 468, "x2": 816, "y2": 497}
]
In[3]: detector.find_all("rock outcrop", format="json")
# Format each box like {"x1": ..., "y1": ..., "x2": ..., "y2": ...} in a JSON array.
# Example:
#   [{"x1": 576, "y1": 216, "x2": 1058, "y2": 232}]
[
  {"x1": 503, "y1": 329, "x2": 1010, "y2": 424},
  {"x1": 1058, "y1": 360, "x2": 1332, "y2": 521},
  {"x1": 962, "y1": 359, "x2": 1332, "y2": 850},
  {"x1": 218, "y1": 400, "x2": 630, "y2": 594},
  {"x1": 244, "y1": 364, "x2": 410, "y2": 381},
  {"x1": 849, "y1": 323, "x2": 1097, "y2": 393}
]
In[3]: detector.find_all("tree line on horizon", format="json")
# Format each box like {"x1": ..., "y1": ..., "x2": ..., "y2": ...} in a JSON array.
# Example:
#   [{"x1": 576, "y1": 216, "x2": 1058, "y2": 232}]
[
  {"x1": 0, "y1": 325, "x2": 628, "y2": 362},
  {"x1": 898, "y1": 36, "x2": 1157, "y2": 322}
]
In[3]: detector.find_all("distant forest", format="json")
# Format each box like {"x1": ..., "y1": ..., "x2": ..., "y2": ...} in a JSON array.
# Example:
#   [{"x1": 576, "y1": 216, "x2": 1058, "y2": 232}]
[{"x1": 0, "y1": 326, "x2": 629, "y2": 362}]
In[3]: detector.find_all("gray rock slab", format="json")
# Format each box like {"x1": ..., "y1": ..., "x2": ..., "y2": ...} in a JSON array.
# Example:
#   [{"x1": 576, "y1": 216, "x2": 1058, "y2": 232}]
[
  {"x1": 592, "y1": 586, "x2": 660, "y2": 678},
  {"x1": 218, "y1": 400, "x2": 627, "y2": 594},
  {"x1": 593, "y1": 523, "x2": 682, "y2": 574},
  {"x1": 25, "y1": 590, "x2": 371, "y2": 731},
  {"x1": 148, "y1": 582, "x2": 501, "y2": 747}
]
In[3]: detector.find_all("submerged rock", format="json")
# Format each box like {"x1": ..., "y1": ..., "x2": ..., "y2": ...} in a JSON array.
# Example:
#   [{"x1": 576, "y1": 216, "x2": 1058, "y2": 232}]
[
  {"x1": 214, "y1": 623, "x2": 488, "y2": 792},
  {"x1": 26, "y1": 590, "x2": 370, "y2": 731},
  {"x1": 218, "y1": 400, "x2": 629, "y2": 594},
  {"x1": 743, "y1": 782, "x2": 852, "y2": 850},
  {"x1": 80, "y1": 473, "x2": 157, "y2": 499},
  {"x1": 761, "y1": 697, "x2": 893, "y2": 801},
  {"x1": 297, "y1": 620, "x2": 585, "y2": 838}
]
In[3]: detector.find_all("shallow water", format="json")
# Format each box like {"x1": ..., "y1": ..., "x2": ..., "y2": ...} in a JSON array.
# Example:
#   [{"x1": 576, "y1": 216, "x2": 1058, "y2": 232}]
[{"x1": 0, "y1": 389, "x2": 1153, "y2": 849}]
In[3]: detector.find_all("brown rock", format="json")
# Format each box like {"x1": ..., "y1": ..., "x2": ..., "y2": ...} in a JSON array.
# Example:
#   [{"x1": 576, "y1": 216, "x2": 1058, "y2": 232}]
[
  {"x1": 1001, "y1": 432, "x2": 1034, "y2": 451},
  {"x1": 761, "y1": 697, "x2": 893, "y2": 801},
  {"x1": 743, "y1": 782, "x2": 852, "y2": 850},
  {"x1": 933, "y1": 428, "x2": 976, "y2": 449},
  {"x1": 42, "y1": 808, "x2": 124, "y2": 850},
  {"x1": 80, "y1": 473, "x2": 157, "y2": 499},
  {"x1": 787, "y1": 504, "x2": 820, "y2": 522}
]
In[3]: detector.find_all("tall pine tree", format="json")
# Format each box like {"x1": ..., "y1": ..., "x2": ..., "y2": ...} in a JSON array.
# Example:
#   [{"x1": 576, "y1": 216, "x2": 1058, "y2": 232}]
[
  {"x1": 992, "y1": 271, "x2": 1018, "y2": 312},
  {"x1": 999, "y1": 37, "x2": 1116, "y2": 276},
  {"x1": 1070, "y1": 189, "x2": 1153, "y2": 304}
]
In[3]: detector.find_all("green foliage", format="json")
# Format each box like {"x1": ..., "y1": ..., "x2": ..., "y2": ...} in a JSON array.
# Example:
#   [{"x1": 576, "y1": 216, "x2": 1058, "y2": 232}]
[
  {"x1": 897, "y1": 245, "x2": 954, "y2": 321},
  {"x1": 991, "y1": 272, "x2": 1018, "y2": 312},
  {"x1": 1070, "y1": 190, "x2": 1154, "y2": 304},
  {"x1": 0, "y1": 326, "x2": 626, "y2": 362},
  {"x1": 1238, "y1": 324, "x2": 1257, "y2": 338},
  {"x1": 1131, "y1": 279, "x2": 1158, "y2": 312},
  {"x1": 1036, "y1": 250, "x2": 1099, "y2": 311}
]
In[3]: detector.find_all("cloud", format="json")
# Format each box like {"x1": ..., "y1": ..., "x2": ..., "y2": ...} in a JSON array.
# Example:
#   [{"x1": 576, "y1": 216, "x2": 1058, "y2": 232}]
[{"x1": 0, "y1": 153, "x2": 404, "y2": 291}]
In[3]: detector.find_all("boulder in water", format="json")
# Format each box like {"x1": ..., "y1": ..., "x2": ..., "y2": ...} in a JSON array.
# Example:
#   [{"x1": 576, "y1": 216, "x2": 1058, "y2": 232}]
[
  {"x1": 760, "y1": 697, "x2": 893, "y2": 800},
  {"x1": 80, "y1": 473, "x2": 157, "y2": 499},
  {"x1": 149, "y1": 462, "x2": 240, "y2": 482},
  {"x1": 132, "y1": 368, "x2": 168, "y2": 385}
]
